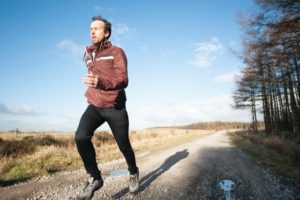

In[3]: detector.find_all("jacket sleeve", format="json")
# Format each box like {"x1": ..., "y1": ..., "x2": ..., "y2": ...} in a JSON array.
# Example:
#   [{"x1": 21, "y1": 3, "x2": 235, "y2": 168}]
[{"x1": 97, "y1": 48, "x2": 129, "y2": 91}]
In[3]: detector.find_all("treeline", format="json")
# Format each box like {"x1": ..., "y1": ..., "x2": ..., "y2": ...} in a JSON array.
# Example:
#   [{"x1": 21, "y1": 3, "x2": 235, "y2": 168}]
[
  {"x1": 178, "y1": 121, "x2": 264, "y2": 130},
  {"x1": 233, "y1": 0, "x2": 300, "y2": 135}
]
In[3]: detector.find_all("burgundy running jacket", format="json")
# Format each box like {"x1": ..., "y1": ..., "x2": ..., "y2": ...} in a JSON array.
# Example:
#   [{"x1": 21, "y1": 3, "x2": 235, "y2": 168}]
[{"x1": 84, "y1": 41, "x2": 128, "y2": 109}]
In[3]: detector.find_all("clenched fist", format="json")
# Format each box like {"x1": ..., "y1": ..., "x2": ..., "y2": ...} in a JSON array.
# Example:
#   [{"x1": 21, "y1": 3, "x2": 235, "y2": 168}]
[{"x1": 83, "y1": 72, "x2": 99, "y2": 88}]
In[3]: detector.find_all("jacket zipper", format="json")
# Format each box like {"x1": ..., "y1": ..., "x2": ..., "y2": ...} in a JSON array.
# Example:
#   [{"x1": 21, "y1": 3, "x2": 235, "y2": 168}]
[
  {"x1": 85, "y1": 45, "x2": 108, "y2": 107},
  {"x1": 85, "y1": 47, "x2": 95, "y2": 67}
]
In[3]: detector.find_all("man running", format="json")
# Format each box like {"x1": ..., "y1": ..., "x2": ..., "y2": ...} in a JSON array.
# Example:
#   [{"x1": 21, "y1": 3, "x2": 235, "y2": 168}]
[{"x1": 74, "y1": 16, "x2": 139, "y2": 199}]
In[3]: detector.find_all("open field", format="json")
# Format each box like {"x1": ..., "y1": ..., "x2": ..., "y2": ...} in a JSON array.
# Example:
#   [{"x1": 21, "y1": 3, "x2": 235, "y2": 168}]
[
  {"x1": 1, "y1": 130, "x2": 299, "y2": 200},
  {"x1": 0, "y1": 128, "x2": 213, "y2": 186}
]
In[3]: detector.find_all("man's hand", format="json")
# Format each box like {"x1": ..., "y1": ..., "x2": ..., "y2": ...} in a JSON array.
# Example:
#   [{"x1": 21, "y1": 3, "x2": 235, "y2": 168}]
[{"x1": 83, "y1": 72, "x2": 99, "y2": 88}]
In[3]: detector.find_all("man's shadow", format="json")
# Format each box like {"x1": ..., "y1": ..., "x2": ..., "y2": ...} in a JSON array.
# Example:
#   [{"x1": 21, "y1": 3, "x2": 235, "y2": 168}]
[{"x1": 112, "y1": 149, "x2": 189, "y2": 199}]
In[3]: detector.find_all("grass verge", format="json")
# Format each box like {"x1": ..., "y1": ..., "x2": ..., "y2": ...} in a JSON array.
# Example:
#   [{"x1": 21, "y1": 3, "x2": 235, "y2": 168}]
[{"x1": 230, "y1": 130, "x2": 300, "y2": 180}]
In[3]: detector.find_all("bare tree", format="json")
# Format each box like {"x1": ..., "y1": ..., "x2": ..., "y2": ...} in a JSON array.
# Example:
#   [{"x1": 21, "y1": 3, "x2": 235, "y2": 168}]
[{"x1": 233, "y1": 0, "x2": 300, "y2": 135}]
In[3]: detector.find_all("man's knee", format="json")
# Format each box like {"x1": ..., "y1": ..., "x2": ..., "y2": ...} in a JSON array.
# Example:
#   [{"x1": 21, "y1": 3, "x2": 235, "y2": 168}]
[{"x1": 75, "y1": 129, "x2": 91, "y2": 144}]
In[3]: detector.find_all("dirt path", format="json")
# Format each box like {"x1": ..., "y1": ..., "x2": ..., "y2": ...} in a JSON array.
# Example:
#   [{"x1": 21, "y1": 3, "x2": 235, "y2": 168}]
[{"x1": 1, "y1": 130, "x2": 299, "y2": 200}]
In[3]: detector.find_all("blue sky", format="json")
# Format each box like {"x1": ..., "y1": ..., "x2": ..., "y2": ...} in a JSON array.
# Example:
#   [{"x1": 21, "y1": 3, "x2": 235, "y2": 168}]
[{"x1": 0, "y1": 0, "x2": 259, "y2": 131}]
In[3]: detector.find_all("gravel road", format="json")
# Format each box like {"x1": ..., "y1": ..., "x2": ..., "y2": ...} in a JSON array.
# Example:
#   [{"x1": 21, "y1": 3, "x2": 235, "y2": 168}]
[{"x1": 1, "y1": 130, "x2": 299, "y2": 200}]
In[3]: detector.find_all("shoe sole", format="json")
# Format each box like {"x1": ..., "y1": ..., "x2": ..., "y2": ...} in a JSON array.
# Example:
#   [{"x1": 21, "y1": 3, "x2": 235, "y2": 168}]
[
  {"x1": 87, "y1": 182, "x2": 103, "y2": 200},
  {"x1": 73, "y1": 181, "x2": 103, "y2": 200}
]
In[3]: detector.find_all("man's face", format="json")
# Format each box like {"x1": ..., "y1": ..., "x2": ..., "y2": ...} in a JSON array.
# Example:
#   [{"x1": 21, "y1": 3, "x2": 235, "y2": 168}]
[{"x1": 90, "y1": 20, "x2": 109, "y2": 45}]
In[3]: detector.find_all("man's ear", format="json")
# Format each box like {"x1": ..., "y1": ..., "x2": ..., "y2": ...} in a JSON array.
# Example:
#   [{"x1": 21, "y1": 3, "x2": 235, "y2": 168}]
[{"x1": 104, "y1": 31, "x2": 109, "y2": 38}]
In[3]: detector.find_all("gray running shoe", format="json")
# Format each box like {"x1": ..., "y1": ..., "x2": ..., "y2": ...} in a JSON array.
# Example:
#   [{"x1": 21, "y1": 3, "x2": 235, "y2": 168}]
[
  {"x1": 129, "y1": 171, "x2": 139, "y2": 194},
  {"x1": 76, "y1": 177, "x2": 103, "y2": 200}
]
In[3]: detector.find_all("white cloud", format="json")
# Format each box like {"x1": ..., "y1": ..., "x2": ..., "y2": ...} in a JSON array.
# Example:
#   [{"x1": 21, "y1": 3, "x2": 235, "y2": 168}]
[
  {"x1": 0, "y1": 102, "x2": 108, "y2": 131},
  {"x1": 0, "y1": 93, "x2": 260, "y2": 131},
  {"x1": 0, "y1": 112, "x2": 80, "y2": 131},
  {"x1": 56, "y1": 39, "x2": 83, "y2": 58},
  {"x1": 0, "y1": 103, "x2": 80, "y2": 131},
  {"x1": 112, "y1": 24, "x2": 136, "y2": 42},
  {"x1": 213, "y1": 71, "x2": 240, "y2": 83},
  {"x1": 131, "y1": 94, "x2": 257, "y2": 129},
  {"x1": 187, "y1": 37, "x2": 224, "y2": 68},
  {"x1": 114, "y1": 24, "x2": 130, "y2": 35},
  {"x1": 0, "y1": 103, "x2": 46, "y2": 116}
]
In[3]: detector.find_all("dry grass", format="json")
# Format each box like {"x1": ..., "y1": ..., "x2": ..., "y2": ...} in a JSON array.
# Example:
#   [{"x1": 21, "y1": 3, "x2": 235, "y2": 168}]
[
  {"x1": 230, "y1": 130, "x2": 300, "y2": 180},
  {"x1": 178, "y1": 121, "x2": 265, "y2": 130},
  {"x1": 0, "y1": 135, "x2": 73, "y2": 158},
  {"x1": 0, "y1": 128, "x2": 211, "y2": 186},
  {"x1": 262, "y1": 136, "x2": 300, "y2": 162}
]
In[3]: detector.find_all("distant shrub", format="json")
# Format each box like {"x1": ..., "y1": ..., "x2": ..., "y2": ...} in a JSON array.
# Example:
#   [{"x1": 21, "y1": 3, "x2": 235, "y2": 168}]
[
  {"x1": 21, "y1": 135, "x2": 65, "y2": 147},
  {"x1": 62, "y1": 136, "x2": 75, "y2": 147},
  {"x1": 263, "y1": 136, "x2": 297, "y2": 161},
  {"x1": 94, "y1": 131, "x2": 115, "y2": 147},
  {"x1": 0, "y1": 135, "x2": 72, "y2": 158},
  {"x1": 238, "y1": 131, "x2": 300, "y2": 166},
  {"x1": 248, "y1": 134, "x2": 264, "y2": 145},
  {"x1": 150, "y1": 132, "x2": 158, "y2": 138},
  {"x1": 35, "y1": 135, "x2": 61, "y2": 146},
  {"x1": 179, "y1": 121, "x2": 264, "y2": 130},
  {"x1": 0, "y1": 140, "x2": 36, "y2": 158}
]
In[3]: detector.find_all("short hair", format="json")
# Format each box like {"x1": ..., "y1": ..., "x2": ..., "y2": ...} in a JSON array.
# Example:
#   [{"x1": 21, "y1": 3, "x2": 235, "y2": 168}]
[{"x1": 92, "y1": 16, "x2": 112, "y2": 39}]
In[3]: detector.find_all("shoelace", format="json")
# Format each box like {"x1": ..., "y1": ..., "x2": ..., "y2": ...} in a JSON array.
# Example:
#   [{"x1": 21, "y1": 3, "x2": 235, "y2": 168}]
[{"x1": 129, "y1": 174, "x2": 138, "y2": 184}]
